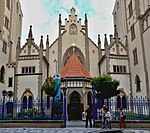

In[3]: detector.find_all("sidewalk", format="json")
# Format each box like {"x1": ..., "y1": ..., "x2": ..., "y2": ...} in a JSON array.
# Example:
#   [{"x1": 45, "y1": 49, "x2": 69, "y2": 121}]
[{"x1": 0, "y1": 120, "x2": 149, "y2": 133}]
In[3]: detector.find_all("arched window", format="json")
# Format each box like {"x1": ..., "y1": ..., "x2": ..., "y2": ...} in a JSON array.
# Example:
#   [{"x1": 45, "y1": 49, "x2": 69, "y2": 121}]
[
  {"x1": 0, "y1": 66, "x2": 5, "y2": 83},
  {"x1": 69, "y1": 24, "x2": 77, "y2": 35},
  {"x1": 22, "y1": 90, "x2": 33, "y2": 110},
  {"x1": 62, "y1": 46, "x2": 85, "y2": 67},
  {"x1": 135, "y1": 75, "x2": 141, "y2": 92}
]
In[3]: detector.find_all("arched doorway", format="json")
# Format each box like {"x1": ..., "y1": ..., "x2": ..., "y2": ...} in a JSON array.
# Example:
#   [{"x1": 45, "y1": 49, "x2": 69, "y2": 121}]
[{"x1": 69, "y1": 91, "x2": 81, "y2": 120}]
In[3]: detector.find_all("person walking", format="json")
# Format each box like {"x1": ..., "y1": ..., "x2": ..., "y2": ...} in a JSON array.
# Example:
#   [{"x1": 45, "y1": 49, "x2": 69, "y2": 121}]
[
  {"x1": 100, "y1": 105, "x2": 106, "y2": 129},
  {"x1": 119, "y1": 107, "x2": 126, "y2": 128},
  {"x1": 85, "y1": 105, "x2": 92, "y2": 128},
  {"x1": 105, "y1": 107, "x2": 112, "y2": 129}
]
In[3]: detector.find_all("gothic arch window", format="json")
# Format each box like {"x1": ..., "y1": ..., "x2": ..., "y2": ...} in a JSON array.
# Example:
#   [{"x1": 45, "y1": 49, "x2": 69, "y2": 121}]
[
  {"x1": 22, "y1": 90, "x2": 33, "y2": 109},
  {"x1": 69, "y1": 24, "x2": 77, "y2": 35},
  {"x1": 135, "y1": 75, "x2": 141, "y2": 92},
  {"x1": 0, "y1": 66, "x2": 5, "y2": 83},
  {"x1": 62, "y1": 46, "x2": 85, "y2": 67}
]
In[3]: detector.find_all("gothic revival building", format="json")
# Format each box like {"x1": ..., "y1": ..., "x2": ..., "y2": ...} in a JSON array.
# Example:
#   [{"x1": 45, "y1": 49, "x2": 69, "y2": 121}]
[{"x1": 14, "y1": 8, "x2": 131, "y2": 120}]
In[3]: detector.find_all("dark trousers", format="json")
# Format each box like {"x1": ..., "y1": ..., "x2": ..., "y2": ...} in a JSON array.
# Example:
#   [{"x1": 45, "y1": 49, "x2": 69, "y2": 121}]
[{"x1": 85, "y1": 117, "x2": 92, "y2": 128}]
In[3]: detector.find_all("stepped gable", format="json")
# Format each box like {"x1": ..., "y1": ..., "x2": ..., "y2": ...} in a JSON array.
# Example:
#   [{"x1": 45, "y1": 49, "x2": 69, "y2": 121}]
[{"x1": 61, "y1": 55, "x2": 92, "y2": 79}]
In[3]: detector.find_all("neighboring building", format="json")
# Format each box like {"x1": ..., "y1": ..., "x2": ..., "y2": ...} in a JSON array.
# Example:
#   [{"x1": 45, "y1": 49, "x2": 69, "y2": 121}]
[
  {"x1": 113, "y1": 0, "x2": 150, "y2": 98},
  {"x1": 0, "y1": 0, "x2": 23, "y2": 99}
]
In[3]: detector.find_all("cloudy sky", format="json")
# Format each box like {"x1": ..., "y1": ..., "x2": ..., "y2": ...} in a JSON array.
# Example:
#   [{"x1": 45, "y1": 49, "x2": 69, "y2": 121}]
[{"x1": 20, "y1": 0, "x2": 115, "y2": 47}]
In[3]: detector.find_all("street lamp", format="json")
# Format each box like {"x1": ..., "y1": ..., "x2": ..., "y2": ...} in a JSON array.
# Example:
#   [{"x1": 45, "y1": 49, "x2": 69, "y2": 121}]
[
  {"x1": 2, "y1": 90, "x2": 7, "y2": 120},
  {"x1": 62, "y1": 87, "x2": 67, "y2": 128},
  {"x1": 41, "y1": 88, "x2": 44, "y2": 115},
  {"x1": 92, "y1": 85, "x2": 96, "y2": 128}
]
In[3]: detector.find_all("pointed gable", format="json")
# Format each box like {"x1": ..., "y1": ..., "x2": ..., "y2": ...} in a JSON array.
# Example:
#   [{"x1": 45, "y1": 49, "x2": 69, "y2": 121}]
[
  {"x1": 61, "y1": 55, "x2": 92, "y2": 79},
  {"x1": 20, "y1": 25, "x2": 39, "y2": 56}
]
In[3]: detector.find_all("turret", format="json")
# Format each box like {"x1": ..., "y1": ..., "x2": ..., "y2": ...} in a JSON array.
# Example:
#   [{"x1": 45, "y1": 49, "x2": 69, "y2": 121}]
[
  {"x1": 84, "y1": 13, "x2": 90, "y2": 72},
  {"x1": 40, "y1": 35, "x2": 44, "y2": 49},
  {"x1": 58, "y1": 14, "x2": 62, "y2": 73},
  {"x1": 98, "y1": 34, "x2": 102, "y2": 60},
  {"x1": 104, "y1": 34, "x2": 108, "y2": 47},
  {"x1": 45, "y1": 35, "x2": 49, "y2": 61},
  {"x1": 104, "y1": 34, "x2": 109, "y2": 73},
  {"x1": 109, "y1": 34, "x2": 113, "y2": 44}
]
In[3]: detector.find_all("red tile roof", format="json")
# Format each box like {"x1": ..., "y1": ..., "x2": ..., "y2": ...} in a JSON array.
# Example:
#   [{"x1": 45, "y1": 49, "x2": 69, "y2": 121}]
[{"x1": 61, "y1": 55, "x2": 92, "y2": 79}]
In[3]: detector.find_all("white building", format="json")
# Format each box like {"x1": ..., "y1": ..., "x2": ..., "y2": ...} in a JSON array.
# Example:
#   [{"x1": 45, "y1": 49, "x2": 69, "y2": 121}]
[
  {"x1": 0, "y1": 0, "x2": 23, "y2": 99},
  {"x1": 113, "y1": 0, "x2": 150, "y2": 98}
]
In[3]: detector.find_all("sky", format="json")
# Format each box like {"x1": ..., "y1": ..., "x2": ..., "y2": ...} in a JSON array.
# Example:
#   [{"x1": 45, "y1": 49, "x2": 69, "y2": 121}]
[{"x1": 20, "y1": 0, "x2": 115, "y2": 47}]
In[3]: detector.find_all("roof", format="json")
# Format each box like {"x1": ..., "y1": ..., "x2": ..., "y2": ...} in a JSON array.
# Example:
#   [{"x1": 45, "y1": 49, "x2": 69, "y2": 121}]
[{"x1": 61, "y1": 55, "x2": 92, "y2": 79}]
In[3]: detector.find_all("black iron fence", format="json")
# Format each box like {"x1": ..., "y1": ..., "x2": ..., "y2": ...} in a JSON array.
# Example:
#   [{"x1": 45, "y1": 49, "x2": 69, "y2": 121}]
[
  {"x1": 0, "y1": 97, "x2": 149, "y2": 120},
  {"x1": 95, "y1": 96, "x2": 150, "y2": 120},
  {"x1": 0, "y1": 100, "x2": 63, "y2": 120}
]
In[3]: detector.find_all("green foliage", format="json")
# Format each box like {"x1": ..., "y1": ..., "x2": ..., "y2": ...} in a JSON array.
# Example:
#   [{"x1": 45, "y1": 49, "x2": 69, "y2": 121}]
[
  {"x1": 42, "y1": 76, "x2": 57, "y2": 97},
  {"x1": 91, "y1": 75, "x2": 120, "y2": 99}
]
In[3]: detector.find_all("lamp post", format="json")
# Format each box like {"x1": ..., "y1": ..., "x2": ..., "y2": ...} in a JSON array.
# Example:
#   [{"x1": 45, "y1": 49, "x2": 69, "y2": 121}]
[
  {"x1": 41, "y1": 88, "x2": 44, "y2": 115},
  {"x1": 62, "y1": 87, "x2": 67, "y2": 128},
  {"x1": 2, "y1": 90, "x2": 7, "y2": 120},
  {"x1": 92, "y1": 85, "x2": 96, "y2": 128}
]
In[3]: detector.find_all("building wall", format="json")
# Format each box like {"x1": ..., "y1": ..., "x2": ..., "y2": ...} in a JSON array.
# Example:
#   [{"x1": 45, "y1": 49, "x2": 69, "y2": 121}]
[
  {"x1": 17, "y1": 59, "x2": 40, "y2": 100},
  {"x1": 0, "y1": 0, "x2": 22, "y2": 100},
  {"x1": 10, "y1": 0, "x2": 23, "y2": 62},
  {"x1": 113, "y1": 0, "x2": 150, "y2": 98},
  {"x1": 113, "y1": 0, "x2": 127, "y2": 41}
]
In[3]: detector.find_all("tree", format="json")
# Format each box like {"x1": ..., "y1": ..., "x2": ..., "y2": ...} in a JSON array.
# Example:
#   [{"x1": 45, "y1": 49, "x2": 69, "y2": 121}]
[
  {"x1": 91, "y1": 75, "x2": 120, "y2": 100},
  {"x1": 42, "y1": 76, "x2": 57, "y2": 97},
  {"x1": 42, "y1": 76, "x2": 57, "y2": 119}
]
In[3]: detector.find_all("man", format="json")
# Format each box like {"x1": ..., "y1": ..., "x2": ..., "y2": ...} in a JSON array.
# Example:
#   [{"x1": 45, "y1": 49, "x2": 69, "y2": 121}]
[
  {"x1": 100, "y1": 105, "x2": 106, "y2": 129},
  {"x1": 85, "y1": 105, "x2": 92, "y2": 128}
]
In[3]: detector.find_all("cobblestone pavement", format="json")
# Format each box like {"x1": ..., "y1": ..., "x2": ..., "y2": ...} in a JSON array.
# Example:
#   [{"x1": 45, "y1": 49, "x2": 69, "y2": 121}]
[{"x1": 0, "y1": 128, "x2": 150, "y2": 133}]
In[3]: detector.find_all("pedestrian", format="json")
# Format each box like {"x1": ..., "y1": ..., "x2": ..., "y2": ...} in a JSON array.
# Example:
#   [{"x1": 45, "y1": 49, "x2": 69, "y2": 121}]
[
  {"x1": 85, "y1": 105, "x2": 92, "y2": 128},
  {"x1": 100, "y1": 105, "x2": 106, "y2": 129},
  {"x1": 119, "y1": 107, "x2": 126, "y2": 128},
  {"x1": 105, "y1": 107, "x2": 111, "y2": 129}
]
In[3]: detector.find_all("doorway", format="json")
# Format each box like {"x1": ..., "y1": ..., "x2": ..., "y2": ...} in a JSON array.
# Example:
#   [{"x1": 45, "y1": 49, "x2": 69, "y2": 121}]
[{"x1": 69, "y1": 91, "x2": 81, "y2": 120}]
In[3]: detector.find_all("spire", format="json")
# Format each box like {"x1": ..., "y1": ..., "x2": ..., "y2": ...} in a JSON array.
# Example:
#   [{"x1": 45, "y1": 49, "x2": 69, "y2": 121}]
[
  {"x1": 45, "y1": 35, "x2": 49, "y2": 61},
  {"x1": 98, "y1": 34, "x2": 101, "y2": 47},
  {"x1": 114, "y1": 25, "x2": 119, "y2": 39},
  {"x1": 46, "y1": 35, "x2": 49, "y2": 46},
  {"x1": 109, "y1": 34, "x2": 113, "y2": 44},
  {"x1": 98, "y1": 34, "x2": 102, "y2": 60},
  {"x1": 85, "y1": 14, "x2": 88, "y2": 23},
  {"x1": 40, "y1": 36, "x2": 43, "y2": 49},
  {"x1": 28, "y1": 25, "x2": 33, "y2": 40},
  {"x1": 17, "y1": 37, "x2": 21, "y2": 49},
  {"x1": 104, "y1": 34, "x2": 108, "y2": 47},
  {"x1": 59, "y1": 14, "x2": 61, "y2": 23}
]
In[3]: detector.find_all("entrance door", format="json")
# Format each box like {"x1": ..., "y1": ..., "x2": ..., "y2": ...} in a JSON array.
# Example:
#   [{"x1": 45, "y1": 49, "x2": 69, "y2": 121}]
[{"x1": 70, "y1": 92, "x2": 81, "y2": 120}]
